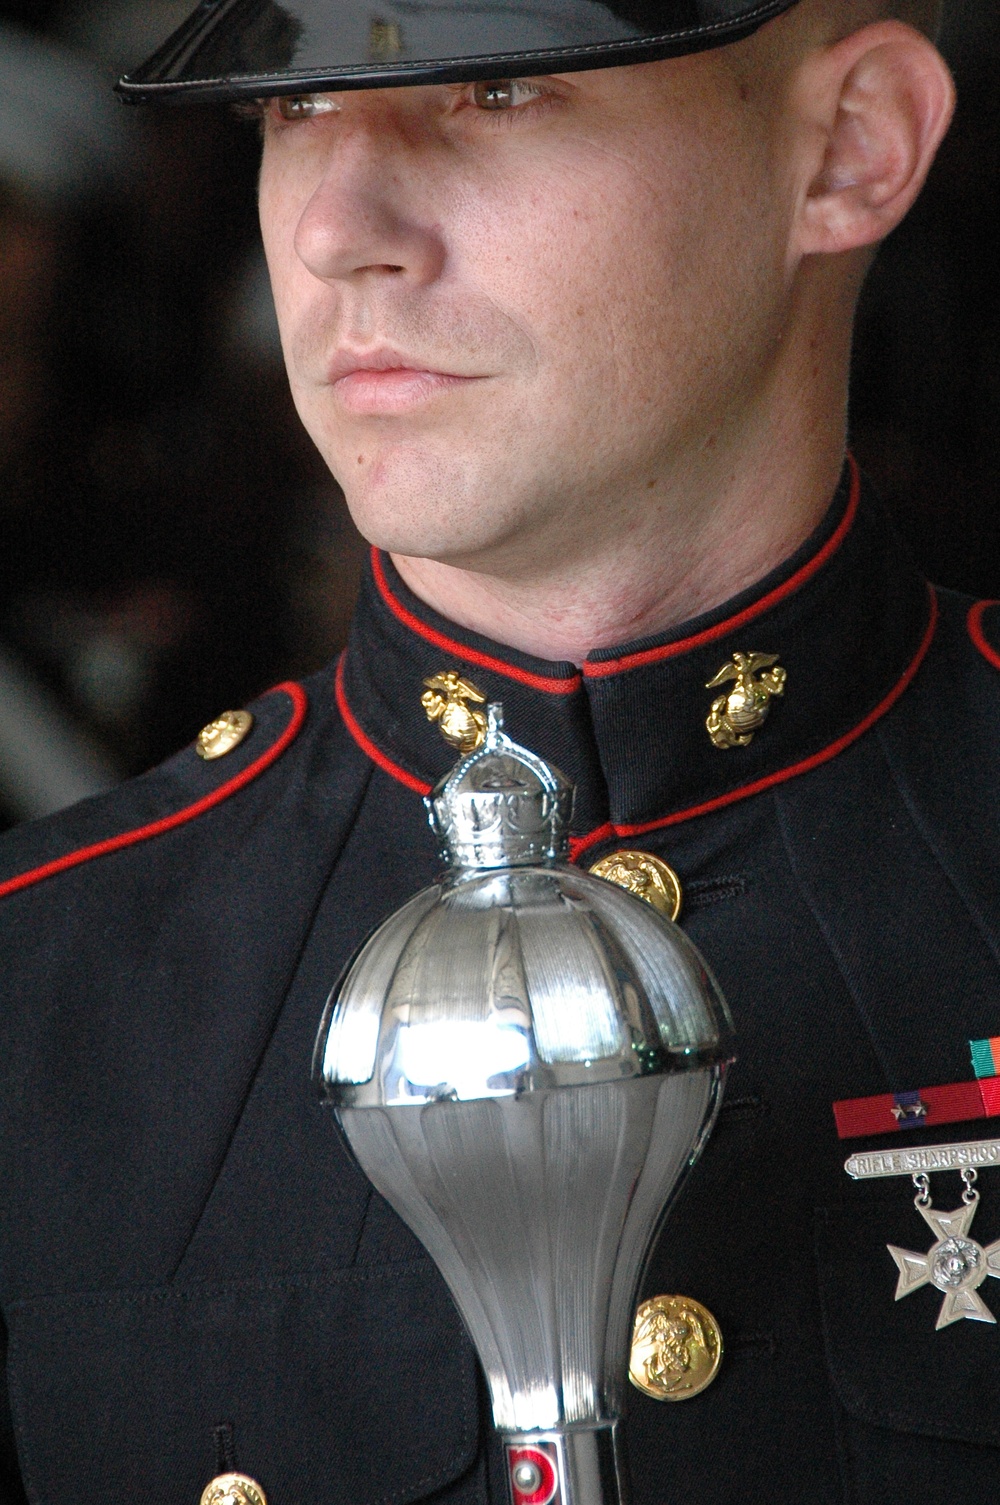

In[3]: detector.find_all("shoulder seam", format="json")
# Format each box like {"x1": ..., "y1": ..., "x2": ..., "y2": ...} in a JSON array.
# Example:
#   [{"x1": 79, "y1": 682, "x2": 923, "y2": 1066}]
[
  {"x1": 968, "y1": 601, "x2": 1000, "y2": 672},
  {"x1": 0, "y1": 682, "x2": 308, "y2": 902}
]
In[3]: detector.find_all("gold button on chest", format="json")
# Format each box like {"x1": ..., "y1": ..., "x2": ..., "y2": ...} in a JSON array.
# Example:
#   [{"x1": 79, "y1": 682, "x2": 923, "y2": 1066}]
[
  {"x1": 196, "y1": 709, "x2": 254, "y2": 760},
  {"x1": 629, "y1": 1295, "x2": 723, "y2": 1401},
  {"x1": 589, "y1": 850, "x2": 683, "y2": 923},
  {"x1": 200, "y1": 1473, "x2": 268, "y2": 1505}
]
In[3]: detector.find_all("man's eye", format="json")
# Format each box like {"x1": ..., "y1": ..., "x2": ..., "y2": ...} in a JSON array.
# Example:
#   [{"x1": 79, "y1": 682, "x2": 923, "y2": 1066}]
[
  {"x1": 275, "y1": 93, "x2": 340, "y2": 120},
  {"x1": 471, "y1": 79, "x2": 544, "y2": 112}
]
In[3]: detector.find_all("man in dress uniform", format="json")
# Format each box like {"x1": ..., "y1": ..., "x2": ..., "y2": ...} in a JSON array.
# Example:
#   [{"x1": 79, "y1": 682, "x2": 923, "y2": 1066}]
[{"x1": 4, "y1": 1, "x2": 998, "y2": 1502}]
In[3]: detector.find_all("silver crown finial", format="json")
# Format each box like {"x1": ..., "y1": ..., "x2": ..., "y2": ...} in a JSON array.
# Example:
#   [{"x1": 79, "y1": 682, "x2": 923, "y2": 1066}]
[{"x1": 425, "y1": 701, "x2": 573, "y2": 870}]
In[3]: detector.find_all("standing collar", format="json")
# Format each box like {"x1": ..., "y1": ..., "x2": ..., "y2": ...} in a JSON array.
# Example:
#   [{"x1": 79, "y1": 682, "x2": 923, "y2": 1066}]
[{"x1": 337, "y1": 460, "x2": 936, "y2": 857}]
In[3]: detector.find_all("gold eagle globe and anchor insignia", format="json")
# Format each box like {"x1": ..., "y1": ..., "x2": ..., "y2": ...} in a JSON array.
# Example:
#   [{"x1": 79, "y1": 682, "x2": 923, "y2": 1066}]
[
  {"x1": 589, "y1": 851, "x2": 683, "y2": 923},
  {"x1": 196, "y1": 710, "x2": 254, "y2": 760},
  {"x1": 629, "y1": 1295, "x2": 723, "y2": 1401},
  {"x1": 368, "y1": 16, "x2": 404, "y2": 60},
  {"x1": 422, "y1": 671, "x2": 489, "y2": 754},
  {"x1": 705, "y1": 652, "x2": 787, "y2": 749},
  {"x1": 199, "y1": 1474, "x2": 268, "y2": 1505}
]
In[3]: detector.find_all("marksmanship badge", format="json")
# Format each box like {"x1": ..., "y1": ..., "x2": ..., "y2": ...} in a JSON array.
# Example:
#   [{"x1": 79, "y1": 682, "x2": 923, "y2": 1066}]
[{"x1": 845, "y1": 1140, "x2": 1000, "y2": 1330}]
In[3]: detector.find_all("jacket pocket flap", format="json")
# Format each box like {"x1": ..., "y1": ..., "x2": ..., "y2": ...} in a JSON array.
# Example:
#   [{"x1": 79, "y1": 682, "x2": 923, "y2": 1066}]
[
  {"x1": 7, "y1": 1260, "x2": 480, "y2": 1505},
  {"x1": 816, "y1": 1199, "x2": 1000, "y2": 1447}
]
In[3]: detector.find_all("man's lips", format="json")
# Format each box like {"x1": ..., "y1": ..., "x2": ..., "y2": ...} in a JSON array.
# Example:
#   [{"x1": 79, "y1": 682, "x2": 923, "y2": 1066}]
[{"x1": 327, "y1": 348, "x2": 485, "y2": 415}]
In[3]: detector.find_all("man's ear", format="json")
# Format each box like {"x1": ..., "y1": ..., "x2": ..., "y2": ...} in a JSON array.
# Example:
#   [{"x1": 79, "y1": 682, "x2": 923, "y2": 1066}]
[{"x1": 790, "y1": 21, "x2": 955, "y2": 258}]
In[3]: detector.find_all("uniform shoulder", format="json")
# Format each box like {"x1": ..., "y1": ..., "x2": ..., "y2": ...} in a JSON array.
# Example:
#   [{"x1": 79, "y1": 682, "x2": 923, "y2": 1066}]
[
  {"x1": 924, "y1": 588, "x2": 1000, "y2": 680},
  {"x1": 0, "y1": 665, "x2": 354, "y2": 903},
  {"x1": 884, "y1": 586, "x2": 1000, "y2": 767},
  {"x1": 965, "y1": 596, "x2": 1000, "y2": 672}
]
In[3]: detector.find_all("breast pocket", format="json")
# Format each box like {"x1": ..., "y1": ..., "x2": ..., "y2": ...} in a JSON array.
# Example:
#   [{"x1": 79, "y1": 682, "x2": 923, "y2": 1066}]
[
  {"x1": 6, "y1": 1260, "x2": 481, "y2": 1505},
  {"x1": 816, "y1": 1196, "x2": 1000, "y2": 1505}
]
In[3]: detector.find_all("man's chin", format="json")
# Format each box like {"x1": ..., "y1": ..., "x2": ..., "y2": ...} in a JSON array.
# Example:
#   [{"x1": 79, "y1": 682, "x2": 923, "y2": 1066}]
[
  {"x1": 337, "y1": 485, "x2": 532, "y2": 570},
  {"x1": 315, "y1": 425, "x2": 585, "y2": 567},
  {"x1": 328, "y1": 442, "x2": 503, "y2": 553}
]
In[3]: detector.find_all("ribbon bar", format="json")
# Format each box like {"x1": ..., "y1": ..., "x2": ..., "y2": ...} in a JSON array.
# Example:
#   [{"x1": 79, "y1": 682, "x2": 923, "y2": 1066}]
[
  {"x1": 832, "y1": 1079, "x2": 1000, "y2": 1140},
  {"x1": 971, "y1": 1036, "x2": 1000, "y2": 1079}
]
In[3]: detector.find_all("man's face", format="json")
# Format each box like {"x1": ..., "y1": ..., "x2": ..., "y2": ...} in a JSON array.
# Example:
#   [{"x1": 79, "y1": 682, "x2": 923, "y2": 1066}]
[{"x1": 259, "y1": 55, "x2": 794, "y2": 578}]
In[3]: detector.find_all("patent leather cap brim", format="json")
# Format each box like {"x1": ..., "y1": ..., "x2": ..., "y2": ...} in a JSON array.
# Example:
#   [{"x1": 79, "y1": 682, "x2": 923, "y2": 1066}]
[{"x1": 117, "y1": 0, "x2": 802, "y2": 104}]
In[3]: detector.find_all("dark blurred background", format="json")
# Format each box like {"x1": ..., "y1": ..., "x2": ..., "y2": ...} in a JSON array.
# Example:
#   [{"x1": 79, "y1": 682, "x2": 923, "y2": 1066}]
[{"x1": 0, "y1": 0, "x2": 996, "y2": 828}]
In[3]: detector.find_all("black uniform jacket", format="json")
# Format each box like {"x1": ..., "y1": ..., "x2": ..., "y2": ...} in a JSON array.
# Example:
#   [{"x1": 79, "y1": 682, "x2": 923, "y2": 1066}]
[{"x1": 3, "y1": 463, "x2": 1000, "y2": 1505}]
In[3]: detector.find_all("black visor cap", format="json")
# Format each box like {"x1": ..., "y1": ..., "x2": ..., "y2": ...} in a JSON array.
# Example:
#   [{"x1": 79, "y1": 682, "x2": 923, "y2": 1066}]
[{"x1": 117, "y1": 0, "x2": 803, "y2": 104}]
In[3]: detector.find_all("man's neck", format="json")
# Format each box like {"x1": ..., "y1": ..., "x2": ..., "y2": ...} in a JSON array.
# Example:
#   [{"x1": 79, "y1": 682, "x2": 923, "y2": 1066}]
[{"x1": 391, "y1": 430, "x2": 847, "y2": 667}]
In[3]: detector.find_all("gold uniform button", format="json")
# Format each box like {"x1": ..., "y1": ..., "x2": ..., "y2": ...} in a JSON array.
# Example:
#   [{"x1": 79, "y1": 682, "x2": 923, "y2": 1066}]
[
  {"x1": 196, "y1": 710, "x2": 254, "y2": 761},
  {"x1": 589, "y1": 850, "x2": 682, "y2": 923},
  {"x1": 200, "y1": 1474, "x2": 268, "y2": 1505},
  {"x1": 629, "y1": 1295, "x2": 723, "y2": 1401}
]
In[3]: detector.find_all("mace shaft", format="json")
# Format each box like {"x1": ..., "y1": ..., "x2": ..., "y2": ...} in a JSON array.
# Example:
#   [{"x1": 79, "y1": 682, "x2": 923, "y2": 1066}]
[{"x1": 504, "y1": 1425, "x2": 629, "y2": 1505}]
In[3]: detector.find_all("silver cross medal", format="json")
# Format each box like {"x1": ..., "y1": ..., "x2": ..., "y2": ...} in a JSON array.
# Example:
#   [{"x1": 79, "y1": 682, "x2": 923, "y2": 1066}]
[{"x1": 845, "y1": 1139, "x2": 1000, "y2": 1331}]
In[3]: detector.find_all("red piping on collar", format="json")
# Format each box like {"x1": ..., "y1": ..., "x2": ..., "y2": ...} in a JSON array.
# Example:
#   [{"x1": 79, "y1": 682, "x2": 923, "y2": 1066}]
[
  {"x1": 583, "y1": 456, "x2": 861, "y2": 678},
  {"x1": 335, "y1": 654, "x2": 433, "y2": 796},
  {"x1": 968, "y1": 600, "x2": 1000, "y2": 671},
  {"x1": 0, "y1": 682, "x2": 308, "y2": 902},
  {"x1": 371, "y1": 551, "x2": 582, "y2": 695},
  {"x1": 373, "y1": 461, "x2": 860, "y2": 688},
  {"x1": 338, "y1": 586, "x2": 939, "y2": 864},
  {"x1": 568, "y1": 583, "x2": 939, "y2": 861}
]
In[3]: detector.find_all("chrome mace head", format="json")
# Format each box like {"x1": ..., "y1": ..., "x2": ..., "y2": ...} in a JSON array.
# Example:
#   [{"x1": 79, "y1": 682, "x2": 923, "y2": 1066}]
[{"x1": 315, "y1": 705, "x2": 732, "y2": 1505}]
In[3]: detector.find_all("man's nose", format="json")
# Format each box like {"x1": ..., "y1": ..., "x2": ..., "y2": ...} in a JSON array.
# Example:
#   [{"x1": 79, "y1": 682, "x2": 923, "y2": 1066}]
[{"x1": 293, "y1": 122, "x2": 446, "y2": 286}]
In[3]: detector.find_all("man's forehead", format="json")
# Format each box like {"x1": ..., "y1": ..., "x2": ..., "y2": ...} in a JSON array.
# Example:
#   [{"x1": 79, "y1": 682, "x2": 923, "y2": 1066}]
[{"x1": 118, "y1": 0, "x2": 803, "y2": 105}]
